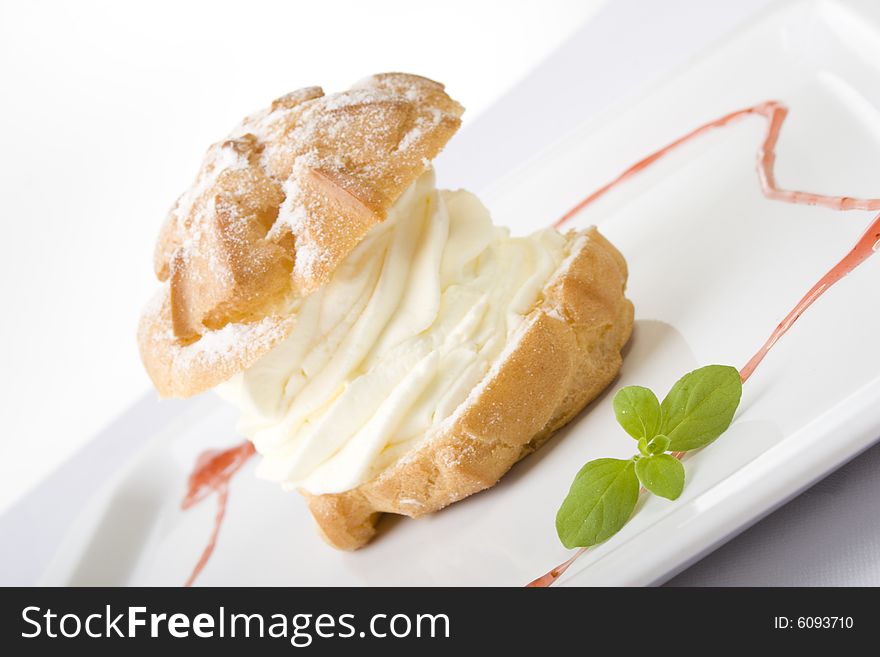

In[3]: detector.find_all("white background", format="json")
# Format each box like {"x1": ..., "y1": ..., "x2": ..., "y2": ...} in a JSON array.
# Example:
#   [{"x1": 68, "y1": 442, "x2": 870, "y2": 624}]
[{"x1": 0, "y1": 0, "x2": 607, "y2": 514}]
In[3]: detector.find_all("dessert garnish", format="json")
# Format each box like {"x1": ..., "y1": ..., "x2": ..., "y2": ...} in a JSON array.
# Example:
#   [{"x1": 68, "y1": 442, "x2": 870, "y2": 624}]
[{"x1": 529, "y1": 101, "x2": 880, "y2": 586}]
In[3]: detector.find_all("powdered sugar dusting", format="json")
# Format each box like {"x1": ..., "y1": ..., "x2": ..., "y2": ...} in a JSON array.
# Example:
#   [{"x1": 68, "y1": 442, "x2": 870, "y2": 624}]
[
  {"x1": 171, "y1": 142, "x2": 250, "y2": 239},
  {"x1": 194, "y1": 317, "x2": 276, "y2": 363},
  {"x1": 272, "y1": 175, "x2": 308, "y2": 237},
  {"x1": 173, "y1": 314, "x2": 291, "y2": 376}
]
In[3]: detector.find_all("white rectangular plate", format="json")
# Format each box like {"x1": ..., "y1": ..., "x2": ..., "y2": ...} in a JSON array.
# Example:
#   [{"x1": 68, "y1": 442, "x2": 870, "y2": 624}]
[{"x1": 44, "y1": 0, "x2": 880, "y2": 586}]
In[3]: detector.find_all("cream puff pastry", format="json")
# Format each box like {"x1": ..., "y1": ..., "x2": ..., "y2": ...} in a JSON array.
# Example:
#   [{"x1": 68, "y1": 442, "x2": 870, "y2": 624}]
[{"x1": 139, "y1": 73, "x2": 633, "y2": 549}]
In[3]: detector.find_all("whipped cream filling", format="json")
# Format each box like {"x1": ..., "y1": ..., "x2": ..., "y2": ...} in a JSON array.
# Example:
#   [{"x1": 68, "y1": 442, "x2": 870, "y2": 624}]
[{"x1": 216, "y1": 170, "x2": 568, "y2": 494}]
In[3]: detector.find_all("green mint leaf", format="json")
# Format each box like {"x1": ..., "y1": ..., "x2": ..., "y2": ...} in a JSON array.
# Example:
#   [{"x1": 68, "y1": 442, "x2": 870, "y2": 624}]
[
  {"x1": 613, "y1": 386, "x2": 661, "y2": 440},
  {"x1": 634, "y1": 454, "x2": 685, "y2": 500},
  {"x1": 660, "y1": 365, "x2": 742, "y2": 451},
  {"x1": 556, "y1": 458, "x2": 640, "y2": 549},
  {"x1": 647, "y1": 434, "x2": 670, "y2": 454}
]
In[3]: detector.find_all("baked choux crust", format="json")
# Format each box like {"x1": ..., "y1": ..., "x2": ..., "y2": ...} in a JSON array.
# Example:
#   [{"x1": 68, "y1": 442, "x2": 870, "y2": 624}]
[
  {"x1": 138, "y1": 74, "x2": 634, "y2": 552},
  {"x1": 140, "y1": 74, "x2": 463, "y2": 397},
  {"x1": 304, "y1": 227, "x2": 634, "y2": 550}
]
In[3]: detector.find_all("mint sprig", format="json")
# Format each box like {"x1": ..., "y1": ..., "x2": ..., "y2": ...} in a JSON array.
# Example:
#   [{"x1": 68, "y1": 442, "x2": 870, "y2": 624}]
[{"x1": 555, "y1": 365, "x2": 742, "y2": 549}]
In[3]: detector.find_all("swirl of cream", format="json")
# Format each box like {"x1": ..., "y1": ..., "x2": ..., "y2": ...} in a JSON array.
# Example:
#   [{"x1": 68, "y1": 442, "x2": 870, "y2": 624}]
[{"x1": 217, "y1": 170, "x2": 567, "y2": 494}]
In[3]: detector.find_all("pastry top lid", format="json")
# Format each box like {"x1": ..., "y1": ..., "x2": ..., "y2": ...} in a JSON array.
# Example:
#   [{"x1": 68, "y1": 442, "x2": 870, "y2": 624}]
[{"x1": 139, "y1": 73, "x2": 463, "y2": 397}]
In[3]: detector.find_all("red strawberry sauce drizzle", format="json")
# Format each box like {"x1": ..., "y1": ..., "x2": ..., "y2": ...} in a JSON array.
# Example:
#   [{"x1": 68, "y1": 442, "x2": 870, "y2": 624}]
[{"x1": 181, "y1": 441, "x2": 255, "y2": 587}]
